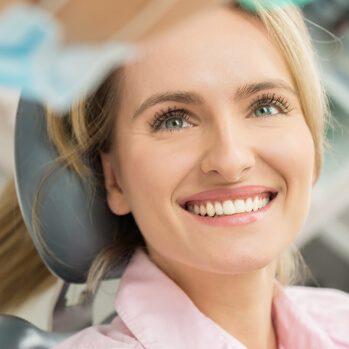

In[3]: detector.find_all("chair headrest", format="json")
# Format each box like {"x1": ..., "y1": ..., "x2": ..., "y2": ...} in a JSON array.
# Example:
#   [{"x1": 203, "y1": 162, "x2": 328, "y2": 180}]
[{"x1": 14, "y1": 99, "x2": 119, "y2": 283}]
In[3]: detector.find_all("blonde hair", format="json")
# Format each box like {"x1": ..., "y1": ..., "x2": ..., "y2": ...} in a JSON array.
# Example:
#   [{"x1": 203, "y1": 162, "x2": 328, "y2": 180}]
[
  {"x1": 0, "y1": 178, "x2": 56, "y2": 312},
  {"x1": 42, "y1": 3, "x2": 329, "y2": 289}
]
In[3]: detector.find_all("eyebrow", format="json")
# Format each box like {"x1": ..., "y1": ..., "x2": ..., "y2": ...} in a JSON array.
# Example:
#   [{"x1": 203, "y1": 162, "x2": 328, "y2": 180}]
[
  {"x1": 133, "y1": 91, "x2": 204, "y2": 120},
  {"x1": 235, "y1": 79, "x2": 298, "y2": 101},
  {"x1": 132, "y1": 79, "x2": 297, "y2": 120}
]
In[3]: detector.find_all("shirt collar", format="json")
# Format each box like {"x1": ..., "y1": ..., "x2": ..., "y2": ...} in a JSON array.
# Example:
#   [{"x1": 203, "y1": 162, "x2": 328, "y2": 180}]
[
  {"x1": 115, "y1": 249, "x2": 334, "y2": 349},
  {"x1": 272, "y1": 283, "x2": 335, "y2": 348}
]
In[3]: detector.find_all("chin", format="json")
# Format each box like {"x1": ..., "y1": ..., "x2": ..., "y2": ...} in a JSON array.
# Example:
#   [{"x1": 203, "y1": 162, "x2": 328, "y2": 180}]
[{"x1": 188, "y1": 246, "x2": 280, "y2": 275}]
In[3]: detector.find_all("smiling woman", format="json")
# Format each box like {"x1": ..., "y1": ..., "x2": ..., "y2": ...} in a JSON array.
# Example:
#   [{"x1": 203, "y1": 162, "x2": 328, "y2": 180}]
[
  {"x1": 42, "y1": 1, "x2": 349, "y2": 349},
  {"x1": 97, "y1": 5, "x2": 317, "y2": 284}
]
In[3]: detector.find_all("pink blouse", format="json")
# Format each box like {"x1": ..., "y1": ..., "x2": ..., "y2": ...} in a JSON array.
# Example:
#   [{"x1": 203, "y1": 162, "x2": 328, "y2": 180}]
[{"x1": 52, "y1": 250, "x2": 349, "y2": 349}]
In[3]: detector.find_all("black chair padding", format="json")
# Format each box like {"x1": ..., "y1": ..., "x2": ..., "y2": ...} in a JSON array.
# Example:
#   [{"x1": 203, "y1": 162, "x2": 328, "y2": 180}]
[
  {"x1": 14, "y1": 99, "x2": 120, "y2": 283},
  {"x1": 0, "y1": 315, "x2": 72, "y2": 349}
]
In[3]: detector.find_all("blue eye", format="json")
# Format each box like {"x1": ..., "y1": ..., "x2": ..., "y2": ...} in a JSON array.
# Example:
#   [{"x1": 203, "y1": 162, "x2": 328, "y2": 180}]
[
  {"x1": 248, "y1": 93, "x2": 293, "y2": 118},
  {"x1": 150, "y1": 108, "x2": 193, "y2": 132},
  {"x1": 254, "y1": 105, "x2": 279, "y2": 117},
  {"x1": 165, "y1": 118, "x2": 183, "y2": 129}
]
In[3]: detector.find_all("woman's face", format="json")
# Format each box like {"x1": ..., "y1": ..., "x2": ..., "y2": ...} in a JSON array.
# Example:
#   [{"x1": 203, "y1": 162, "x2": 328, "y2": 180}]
[{"x1": 102, "y1": 8, "x2": 315, "y2": 275}]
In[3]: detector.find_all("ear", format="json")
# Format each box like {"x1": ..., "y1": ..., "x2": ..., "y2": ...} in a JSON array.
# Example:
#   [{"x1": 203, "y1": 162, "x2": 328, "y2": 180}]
[{"x1": 100, "y1": 152, "x2": 131, "y2": 215}]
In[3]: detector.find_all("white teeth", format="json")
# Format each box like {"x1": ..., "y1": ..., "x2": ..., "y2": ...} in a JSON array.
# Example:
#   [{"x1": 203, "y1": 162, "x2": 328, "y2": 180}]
[
  {"x1": 206, "y1": 202, "x2": 215, "y2": 217},
  {"x1": 263, "y1": 197, "x2": 270, "y2": 207},
  {"x1": 252, "y1": 196, "x2": 259, "y2": 211},
  {"x1": 234, "y1": 199, "x2": 245, "y2": 213},
  {"x1": 223, "y1": 200, "x2": 235, "y2": 215},
  {"x1": 187, "y1": 194, "x2": 273, "y2": 217},
  {"x1": 200, "y1": 204, "x2": 207, "y2": 216},
  {"x1": 258, "y1": 198, "x2": 263, "y2": 209},
  {"x1": 245, "y1": 198, "x2": 253, "y2": 212},
  {"x1": 214, "y1": 201, "x2": 224, "y2": 215}
]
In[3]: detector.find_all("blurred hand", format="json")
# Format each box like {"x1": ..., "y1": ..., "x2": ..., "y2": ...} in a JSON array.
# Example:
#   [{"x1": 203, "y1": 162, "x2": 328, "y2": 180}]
[{"x1": 0, "y1": 0, "x2": 224, "y2": 44}]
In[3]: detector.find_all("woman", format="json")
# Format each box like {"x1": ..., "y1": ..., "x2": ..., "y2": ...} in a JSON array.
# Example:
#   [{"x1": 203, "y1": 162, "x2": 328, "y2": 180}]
[{"x1": 48, "y1": 1, "x2": 348, "y2": 348}]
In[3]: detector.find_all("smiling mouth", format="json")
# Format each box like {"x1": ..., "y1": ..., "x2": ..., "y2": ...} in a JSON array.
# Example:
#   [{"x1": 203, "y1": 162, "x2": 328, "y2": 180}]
[{"x1": 184, "y1": 192, "x2": 277, "y2": 218}]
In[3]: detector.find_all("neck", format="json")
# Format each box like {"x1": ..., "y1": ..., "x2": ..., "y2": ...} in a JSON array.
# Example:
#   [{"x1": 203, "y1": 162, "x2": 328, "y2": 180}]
[{"x1": 150, "y1": 251, "x2": 278, "y2": 349}]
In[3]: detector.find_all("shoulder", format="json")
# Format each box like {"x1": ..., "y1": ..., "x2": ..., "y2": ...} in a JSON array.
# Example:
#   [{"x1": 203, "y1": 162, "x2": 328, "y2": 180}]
[
  {"x1": 284, "y1": 285, "x2": 349, "y2": 315},
  {"x1": 51, "y1": 316, "x2": 143, "y2": 349},
  {"x1": 284, "y1": 286, "x2": 349, "y2": 346}
]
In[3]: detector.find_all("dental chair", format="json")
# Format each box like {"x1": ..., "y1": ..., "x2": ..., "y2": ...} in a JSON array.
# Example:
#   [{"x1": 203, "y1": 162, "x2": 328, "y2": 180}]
[{"x1": 0, "y1": 99, "x2": 122, "y2": 348}]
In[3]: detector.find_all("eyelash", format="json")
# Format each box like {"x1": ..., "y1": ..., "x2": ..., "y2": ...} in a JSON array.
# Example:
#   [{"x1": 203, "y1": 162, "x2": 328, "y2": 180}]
[
  {"x1": 248, "y1": 92, "x2": 293, "y2": 117},
  {"x1": 148, "y1": 107, "x2": 191, "y2": 132},
  {"x1": 149, "y1": 93, "x2": 293, "y2": 132}
]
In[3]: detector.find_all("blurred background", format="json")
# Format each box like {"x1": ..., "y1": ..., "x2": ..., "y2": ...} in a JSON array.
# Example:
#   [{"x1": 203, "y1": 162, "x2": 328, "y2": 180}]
[
  {"x1": 0, "y1": 0, "x2": 348, "y2": 332},
  {"x1": 297, "y1": 0, "x2": 349, "y2": 292}
]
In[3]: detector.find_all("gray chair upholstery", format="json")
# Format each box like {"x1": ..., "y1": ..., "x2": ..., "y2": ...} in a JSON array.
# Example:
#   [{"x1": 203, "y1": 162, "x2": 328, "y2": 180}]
[
  {"x1": 0, "y1": 315, "x2": 72, "y2": 349},
  {"x1": 0, "y1": 99, "x2": 121, "y2": 347},
  {"x1": 14, "y1": 99, "x2": 120, "y2": 283}
]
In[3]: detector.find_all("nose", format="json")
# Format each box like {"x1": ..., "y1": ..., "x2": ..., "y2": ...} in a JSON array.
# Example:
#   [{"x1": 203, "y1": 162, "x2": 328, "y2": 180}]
[{"x1": 200, "y1": 118, "x2": 256, "y2": 183}]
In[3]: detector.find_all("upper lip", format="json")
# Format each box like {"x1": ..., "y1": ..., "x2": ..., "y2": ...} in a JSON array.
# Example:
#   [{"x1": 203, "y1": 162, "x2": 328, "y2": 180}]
[{"x1": 178, "y1": 185, "x2": 278, "y2": 208}]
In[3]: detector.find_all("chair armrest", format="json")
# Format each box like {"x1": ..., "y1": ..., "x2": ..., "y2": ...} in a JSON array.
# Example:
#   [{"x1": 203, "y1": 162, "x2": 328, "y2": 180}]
[{"x1": 0, "y1": 314, "x2": 73, "y2": 349}]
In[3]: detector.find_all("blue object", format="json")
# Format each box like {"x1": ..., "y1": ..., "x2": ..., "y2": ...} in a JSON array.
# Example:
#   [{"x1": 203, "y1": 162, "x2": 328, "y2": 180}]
[
  {"x1": 0, "y1": 2, "x2": 315, "y2": 112},
  {"x1": 239, "y1": 0, "x2": 314, "y2": 11},
  {"x1": 0, "y1": 4, "x2": 136, "y2": 113}
]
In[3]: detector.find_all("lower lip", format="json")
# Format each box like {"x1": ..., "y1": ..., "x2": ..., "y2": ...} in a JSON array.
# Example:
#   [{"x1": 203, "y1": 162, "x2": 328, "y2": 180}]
[{"x1": 183, "y1": 197, "x2": 276, "y2": 227}]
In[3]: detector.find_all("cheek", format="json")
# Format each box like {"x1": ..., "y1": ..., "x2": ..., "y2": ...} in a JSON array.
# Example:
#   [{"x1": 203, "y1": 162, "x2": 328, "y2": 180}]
[
  {"x1": 277, "y1": 126, "x2": 314, "y2": 188},
  {"x1": 257, "y1": 119, "x2": 315, "y2": 186},
  {"x1": 260, "y1": 120, "x2": 315, "y2": 230},
  {"x1": 116, "y1": 134, "x2": 197, "y2": 216},
  {"x1": 117, "y1": 136, "x2": 201, "y2": 254}
]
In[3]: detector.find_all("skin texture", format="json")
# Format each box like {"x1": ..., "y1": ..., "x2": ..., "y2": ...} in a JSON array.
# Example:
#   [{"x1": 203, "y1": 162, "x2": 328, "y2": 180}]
[{"x1": 101, "y1": 8, "x2": 315, "y2": 349}]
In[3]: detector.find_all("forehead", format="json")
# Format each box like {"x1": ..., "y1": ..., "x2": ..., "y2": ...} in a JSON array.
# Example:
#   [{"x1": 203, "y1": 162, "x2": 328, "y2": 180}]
[{"x1": 122, "y1": 8, "x2": 294, "y2": 103}]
